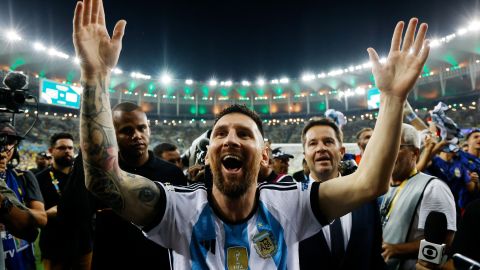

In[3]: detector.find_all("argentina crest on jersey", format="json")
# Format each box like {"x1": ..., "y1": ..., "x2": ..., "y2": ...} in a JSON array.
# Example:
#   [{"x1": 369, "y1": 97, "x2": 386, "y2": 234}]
[{"x1": 252, "y1": 229, "x2": 277, "y2": 258}]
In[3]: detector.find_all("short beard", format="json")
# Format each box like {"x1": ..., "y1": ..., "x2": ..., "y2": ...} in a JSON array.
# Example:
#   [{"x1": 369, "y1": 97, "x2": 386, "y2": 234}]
[
  {"x1": 211, "y1": 158, "x2": 259, "y2": 199},
  {"x1": 55, "y1": 156, "x2": 74, "y2": 168}
]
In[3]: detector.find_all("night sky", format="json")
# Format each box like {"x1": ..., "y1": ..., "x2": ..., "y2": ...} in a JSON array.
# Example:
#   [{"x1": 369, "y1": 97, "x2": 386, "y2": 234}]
[{"x1": 1, "y1": 0, "x2": 479, "y2": 81}]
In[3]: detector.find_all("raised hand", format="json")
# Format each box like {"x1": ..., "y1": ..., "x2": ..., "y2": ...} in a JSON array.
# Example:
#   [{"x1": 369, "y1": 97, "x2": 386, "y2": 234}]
[
  {"x1": 368, "y1": 18, "x2": 430, "y2": 101},
  {"x1": 73, "y1": 0, "x2": 126, "y2": 79}
]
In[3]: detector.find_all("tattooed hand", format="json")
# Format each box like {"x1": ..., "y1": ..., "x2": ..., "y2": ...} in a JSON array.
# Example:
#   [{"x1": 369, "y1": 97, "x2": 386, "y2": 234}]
[{"x1": 73, "y1": 0, "x2": 126, "y2": 79}]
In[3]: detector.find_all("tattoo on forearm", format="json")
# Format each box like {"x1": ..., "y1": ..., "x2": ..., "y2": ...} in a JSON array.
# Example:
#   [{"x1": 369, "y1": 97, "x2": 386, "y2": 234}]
[
  {"x1": 84, "y1": 160, "x2": 124, "y2": 211},
  {"x1": 81, "y1": 76, "x2": 124, "y2": 211},
  {"x1": 80, "y1": 76, "x2": 161, "y2": 223}
]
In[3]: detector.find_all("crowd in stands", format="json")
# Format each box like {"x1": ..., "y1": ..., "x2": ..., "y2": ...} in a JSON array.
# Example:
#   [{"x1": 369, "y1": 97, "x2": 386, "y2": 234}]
[{"x1": 12, "y1": 106, "x2": 480, "y2": 167}]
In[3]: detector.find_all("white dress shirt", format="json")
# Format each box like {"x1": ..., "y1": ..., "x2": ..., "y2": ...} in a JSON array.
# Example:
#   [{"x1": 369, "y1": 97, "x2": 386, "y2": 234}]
[{"x1": 308, "y1": 175, "x2": 352, "y2": 250}]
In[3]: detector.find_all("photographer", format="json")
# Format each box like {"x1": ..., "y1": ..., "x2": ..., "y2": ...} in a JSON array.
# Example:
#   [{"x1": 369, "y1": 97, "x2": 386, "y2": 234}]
[{"x1": 0, "y1": 121, "x2": 46, "y2": 269}]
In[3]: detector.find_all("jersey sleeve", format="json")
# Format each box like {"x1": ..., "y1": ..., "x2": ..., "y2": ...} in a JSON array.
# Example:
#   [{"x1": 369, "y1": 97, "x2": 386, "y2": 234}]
[
  {"x1": 417, "y1": 179, "x2": 457, "y2": 231},
  {"x1": 259, "y1": 181, "x2": 328, "y2": 243},
  {"x1": 144, "y1": 182, "x2": 208, "y2": 251}
]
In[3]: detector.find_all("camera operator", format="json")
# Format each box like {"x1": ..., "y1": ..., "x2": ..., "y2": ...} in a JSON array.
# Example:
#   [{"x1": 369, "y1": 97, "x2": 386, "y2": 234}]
[{"x1": 0, "y1": 121, "x2": 47, "y2": 269}]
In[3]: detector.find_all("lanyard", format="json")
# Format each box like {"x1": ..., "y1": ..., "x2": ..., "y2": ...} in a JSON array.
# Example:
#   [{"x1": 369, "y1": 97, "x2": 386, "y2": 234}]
[
  {"x1": 385, "y1": 179, "x2": 408, "y2": 219},
  {"x1": 49, "y1": 171, "x2": 62, "y2": 196},
  {"x1": 381, "y1": 169, "x2": 417, "y2": 226}
]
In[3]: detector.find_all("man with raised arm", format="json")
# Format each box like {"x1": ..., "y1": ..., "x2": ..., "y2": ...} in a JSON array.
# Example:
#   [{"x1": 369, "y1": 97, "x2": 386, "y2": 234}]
[{"x1": 73, "y1": 0, "x2": 429, "y2": 268}]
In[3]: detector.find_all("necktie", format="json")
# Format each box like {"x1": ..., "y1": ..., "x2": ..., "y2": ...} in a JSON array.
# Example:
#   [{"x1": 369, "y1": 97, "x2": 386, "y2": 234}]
[{"x1": 330, "y1": 218, "x2": 345, "y2": 268}]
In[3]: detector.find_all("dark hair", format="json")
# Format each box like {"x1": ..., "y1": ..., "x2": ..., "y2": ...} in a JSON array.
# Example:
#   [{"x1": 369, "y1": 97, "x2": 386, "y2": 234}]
[
  {"x1": 213, "y1": 104, "x2": 264, "y2": 138},
  {"x1": 301, "y1": 117, "x2": 343, "y2": 146},
  {"x1": 466, "y1": 129, "x2": 480, "y2": 141},
  {"x1": 50, "y1": 132, "x2": 74, "y2": 147},
  {"x1": 112, "y1": 102, "x2": 142, "y2": 113},
  {"x1": 153, "y1": 142, "x2": 178, "y2": 158},
  {"x1": 355, "y1": 127, "x2": 373, "y2": 140}
]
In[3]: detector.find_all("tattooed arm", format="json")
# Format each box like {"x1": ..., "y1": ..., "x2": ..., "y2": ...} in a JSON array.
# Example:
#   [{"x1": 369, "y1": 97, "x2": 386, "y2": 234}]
[{"x1": 73, "y1": 0, "x2": 162, "y2": 227}]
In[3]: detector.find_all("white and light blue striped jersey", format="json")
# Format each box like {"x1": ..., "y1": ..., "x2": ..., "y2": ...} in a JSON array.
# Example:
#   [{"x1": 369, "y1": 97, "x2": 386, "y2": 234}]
[{"x1": 146, "y1": 181, "x2": 327, "y2": 269}]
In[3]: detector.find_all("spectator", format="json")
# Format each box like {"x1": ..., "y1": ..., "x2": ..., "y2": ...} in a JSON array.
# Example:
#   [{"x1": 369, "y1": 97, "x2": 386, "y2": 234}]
[
  {"x1": 68, "y1": 102, "x2": 188, "y2": 270},
  {"x1": 292, "y1": 158, "x2": 309, "y2": 182},
  {"x1": 271, "y1": 147, "x2": 294, "y2": 175},
  {"x1": 380, "y1": 124, "x2": 456, "y2": 270},
  {"x1": 258, "y1": 144, "x2": 294, "y2": 183},
  {"x1": 355, "y1": 127, "x2": 373, "y2": 164},
  {"x1": 299, "y1": 118, "x2": 385, "y2": 270},
  {"x1": 35, "y1": 132, "x2": 76, "y2": 270},
  {"x1": 0, "y1": 122, "x2": 46, "y2": 269},
  {"x1": 153, "y1": 142, "x2": 183, "y2": 169},
  {"x1": 30, "y1": 151, "x2": 52, "y2": 175}
]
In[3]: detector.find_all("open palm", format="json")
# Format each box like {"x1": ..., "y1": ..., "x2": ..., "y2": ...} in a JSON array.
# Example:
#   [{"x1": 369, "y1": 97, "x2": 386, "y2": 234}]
[
  {"x1": 73, "y1": 0, "x2": 126, "y2": 77},
  {"x1": 368, "y1": 18, "x2": 430, "y2": 100}
]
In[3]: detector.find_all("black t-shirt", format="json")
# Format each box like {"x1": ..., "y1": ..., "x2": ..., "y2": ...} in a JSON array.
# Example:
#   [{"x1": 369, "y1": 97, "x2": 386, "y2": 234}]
[
  {"x1": 93, "y1": 151, "x2": 188, "y2": 270},
  {"x1": 35, "y1": 167, "x2": 71, "y2": 260},
  {"x1": 36, "y1": 167, "x2": 69, "y2": 210},
  {"x1": 14, "y1": 169, "x2": 44, "y2": 203},
  {"x1": 450, "y1": 199, "x2": 480, "y2": 263}
]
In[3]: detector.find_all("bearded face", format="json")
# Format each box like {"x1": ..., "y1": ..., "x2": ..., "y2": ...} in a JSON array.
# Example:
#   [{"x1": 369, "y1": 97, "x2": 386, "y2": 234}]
[
  {"x1": 208, "y1": 113, "x2": 266, "y2": 199},
  {"x1": 50, "y1": 138, "x2": 75, "y2": 169}
]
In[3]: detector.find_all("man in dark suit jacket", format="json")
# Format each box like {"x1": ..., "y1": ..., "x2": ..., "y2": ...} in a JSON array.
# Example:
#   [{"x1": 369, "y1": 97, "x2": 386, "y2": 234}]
[{"x1": 299, "y1": 118, "x2": 385, "y2": 270}]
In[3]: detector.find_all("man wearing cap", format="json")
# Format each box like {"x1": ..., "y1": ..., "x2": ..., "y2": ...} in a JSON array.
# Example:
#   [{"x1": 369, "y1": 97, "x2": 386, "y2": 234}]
[
  {"x1": 0, "y1": 121, "x2": 47, "y2": 269},
  {"x1": 30, "y1": 152, "x2": 52, "y2": 175},
  {"x1": 381, "y1": 124, "x2": 456, "y2": 270},
  {"x1": 271, "y1": 147, "x2": 294, "y2": 175},
  {"x1": 259, "y1": 146, "x2": 294, "y2": 183}
]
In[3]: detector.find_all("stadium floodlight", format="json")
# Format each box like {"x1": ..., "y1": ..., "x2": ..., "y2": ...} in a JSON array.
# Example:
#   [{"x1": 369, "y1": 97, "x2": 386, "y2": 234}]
[
  {"x1": 362, "y1": 62, "x2": 372, "y2": 69},
  {"x1": 209, "y1": 79, "x2": 218, "y2": 86},
  {"x1": 160, "y1": 73, "x2": 173, "y2": 85},
  {"x1": 185, "y1": 79, "x2": 193, "y2": 85},
  {"x1": 468, "y1": 20, "x2": 480, "y2": 31},
  {"x1": 429, "y1": 39, "x2": 441, "y2": 48},
  {"x1": 225, "y1": 80, "x2": 233, "y2": 87},
  {"x1": 328, "y1": 69, "x2": 343, "y2": 77},
  {"x1": 74, "y1": 57, "x2": 81, "y2": 65},
  {"x1": 48, "y1": 48, "x2": 57, "y2": 56},
  {"x1": 355, "y1": 87, "x2": 365, "y2": 95},
  {"x1": 131, "y1": 72, "x2": 151, "y2": 80},
  {"x1": 5, "y1": 30, "x2": 22, "y2": 42},
  {"x1": 338, "y1": 91, "x2": 344, "y2": 98},
  {"x1": 241, "y1": 80, "x2": 251, "y2": 86},
  {"x1": 279, "y1": 77, "x2": 289, "y2": 84},
  {"x1": 380, "y1": 57, "x2": 387, "y2": 64},
  {"x1": 301, "y1": 73, "x2": 315, "y2": 82},
  {"x1": 257, "y1": 78, "x2": 265, "y2": 86},
  {"x1": 317, "y1": 73, "x2": 326, "y2": 78},
  {"x1": 112, "y1": 68, "x2": 123, "y2": 74},
  {"x1": 271, "y1": 79, "x2": 279, "y2": 84},
  {"x1": 33, "y1": 42, "x2": 47, "y2": 51},
  {"x1": 457, "y1": 28, "x2": 468, "y2": 36},
  {"x1": 348, "y1": 66, "x2": 355, "y2": 72}
]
